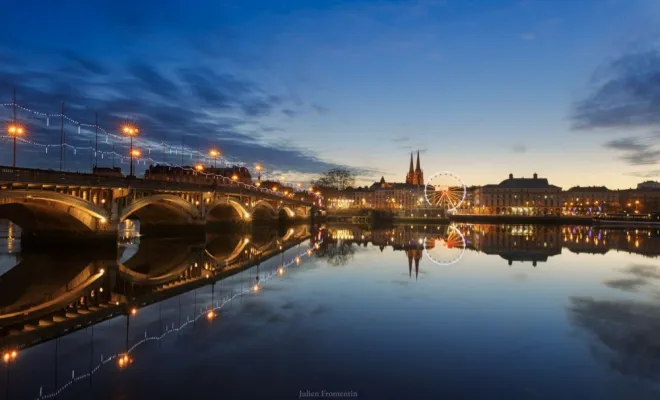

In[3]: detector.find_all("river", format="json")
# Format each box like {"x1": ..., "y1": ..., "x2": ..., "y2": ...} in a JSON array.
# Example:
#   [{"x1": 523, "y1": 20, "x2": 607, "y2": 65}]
[{"x1": 1, "y1": 222, "x2": 660, "y2": 399}]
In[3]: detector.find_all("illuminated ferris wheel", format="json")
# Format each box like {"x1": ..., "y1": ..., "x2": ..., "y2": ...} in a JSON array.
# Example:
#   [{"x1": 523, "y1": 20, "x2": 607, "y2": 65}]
[
  {"x1": 423, "y1": 225, "x2": 466, "y2": 266},
  {"x1": 424, "y1": 171, "x2": 467, "y2": 213}
]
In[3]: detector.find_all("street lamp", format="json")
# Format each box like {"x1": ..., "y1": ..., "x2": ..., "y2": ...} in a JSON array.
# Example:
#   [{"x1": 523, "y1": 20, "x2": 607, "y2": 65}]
[
  {"x1": 129, "y1": 148, "x2": 141, "y2": 175},
  {"x1": 209, "y1": 149, "x2": 220, "y2": 168},
  {"x1": 122, "y1": 125, "x2": 139, "y2": 176},
  {"x1": 195, "y1": 164, "x2": 204, "y2": 172},
  {"x1": 6, "y1": 123, "x2": 24, "y2": 168}
]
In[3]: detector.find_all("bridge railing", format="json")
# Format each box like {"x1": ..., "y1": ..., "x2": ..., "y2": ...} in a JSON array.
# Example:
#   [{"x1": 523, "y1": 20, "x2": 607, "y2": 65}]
[{"x1": 0, "y1": 166, "x2": 312, "y2": 205}]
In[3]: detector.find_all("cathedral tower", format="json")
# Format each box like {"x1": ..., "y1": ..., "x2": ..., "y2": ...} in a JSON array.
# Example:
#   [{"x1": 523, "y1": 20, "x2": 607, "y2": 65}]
[
  {"x1": 405, "y1": 152, "x2": 415, "y2": 184},
  {"x1": 414, "y1": 150, "x2": 424, "y2": 185},
  {"x1": 405, "y1": 151, "x2": 424, "y2": 185}
]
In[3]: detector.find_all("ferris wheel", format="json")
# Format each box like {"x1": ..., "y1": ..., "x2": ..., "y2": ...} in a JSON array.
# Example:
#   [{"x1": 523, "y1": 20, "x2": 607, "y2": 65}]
[
  {"x1": 422, "y1": 225, "x2": 466, "y2": 266},
  {"x1": 424, "y1": 171, "x2": 467, "y2": 213}
]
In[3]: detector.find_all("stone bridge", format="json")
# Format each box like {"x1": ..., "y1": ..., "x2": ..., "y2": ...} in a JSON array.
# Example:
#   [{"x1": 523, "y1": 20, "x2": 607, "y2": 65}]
[{"x1": 0, "y1": 166, "x2": 316, "y2": 242}]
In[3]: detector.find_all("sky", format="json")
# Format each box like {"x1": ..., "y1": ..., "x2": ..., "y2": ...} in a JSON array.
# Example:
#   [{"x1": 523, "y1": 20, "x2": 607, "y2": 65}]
[{"x1": 1, "y1": 0, "x2": 660, "y2": 189}]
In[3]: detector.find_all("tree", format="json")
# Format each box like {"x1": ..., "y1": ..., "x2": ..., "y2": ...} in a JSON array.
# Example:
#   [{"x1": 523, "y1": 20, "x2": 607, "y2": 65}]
[{"x1": 312, "y1": 168, "x2": 356, "y2": 191}]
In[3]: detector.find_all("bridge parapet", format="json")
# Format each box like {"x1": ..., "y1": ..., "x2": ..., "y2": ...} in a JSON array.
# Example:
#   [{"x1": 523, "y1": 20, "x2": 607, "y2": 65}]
[{"x1": 0, "y1": 166, "x2": 312, "y2": 206}]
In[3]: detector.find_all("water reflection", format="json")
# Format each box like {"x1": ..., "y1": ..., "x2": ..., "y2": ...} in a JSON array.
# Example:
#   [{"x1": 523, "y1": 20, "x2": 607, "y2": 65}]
[
  {"x1": 0, "y1": 220, "x2": 20, "y2": 278},
  {"x1": 3, "y1": 223, "x2": 660, "y2": 399},
  {"x1": 319, "y1": 224, "x2": 660, "y2": 271},
  {"x1": 0, "y1": 225, "x2": 313, "y2": 346}
]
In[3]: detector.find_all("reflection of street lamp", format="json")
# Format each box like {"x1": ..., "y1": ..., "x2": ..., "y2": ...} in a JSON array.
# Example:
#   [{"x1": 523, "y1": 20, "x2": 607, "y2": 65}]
[
  {"x1": 3, "y1": 349, "x2": 18, "y2": 396},
  {"x1": 123, "y1": 125, "x2": 139, "y2": 176},
  {"x1": 7, "y1": 124, "x2": 24, "y2": 168}
]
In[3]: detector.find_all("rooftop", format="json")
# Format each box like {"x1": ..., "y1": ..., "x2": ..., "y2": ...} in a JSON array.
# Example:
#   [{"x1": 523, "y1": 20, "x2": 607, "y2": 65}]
[
  {"x1": 493, "y1": 173, "x2": 560, "y2": 189},
  {"x1": 566, "y1": 186, "x2": 611, "y2": 192}
]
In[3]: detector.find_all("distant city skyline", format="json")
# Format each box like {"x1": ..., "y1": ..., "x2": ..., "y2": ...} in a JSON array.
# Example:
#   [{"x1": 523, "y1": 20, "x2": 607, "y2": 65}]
[{"x1": 1, "y1": 0, "x2": 659, "y2": 189}]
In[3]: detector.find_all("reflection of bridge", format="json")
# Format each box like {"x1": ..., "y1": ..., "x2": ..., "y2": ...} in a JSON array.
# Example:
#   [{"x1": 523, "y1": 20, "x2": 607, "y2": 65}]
[
  {"x1": 0, "y1": 225, "x2": 312, "y2": 349},
  {"x1": 0, "y1": 166, "x2": 315, "y2": 242}
]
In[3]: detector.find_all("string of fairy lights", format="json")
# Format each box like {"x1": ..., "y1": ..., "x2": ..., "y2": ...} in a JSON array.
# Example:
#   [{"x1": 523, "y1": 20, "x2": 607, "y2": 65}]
[
  {"x1": 0, "y1": 101, "x2": 319, "y2": 198},
  {"x1": 0, "y1": 102, "x2": 233, "y2": 165},
  {"x1": 29, "y1": 241, "x2": 321, "y2": 400}
]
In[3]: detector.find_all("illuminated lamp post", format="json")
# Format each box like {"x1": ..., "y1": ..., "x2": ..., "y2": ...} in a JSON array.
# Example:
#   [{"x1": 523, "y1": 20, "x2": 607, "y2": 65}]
[
  {"x1": 255, "y1": 164, "x2": 262, "y2": 183},
  {"x1": 195, "y1": 164, "x2": 204, "y2": 172},
  {"x1": 6, "y1": 123, "x2": 24, "y2": 168},
  {"x1": 130, "y1": 149, "x2": 141, "y2": 176},
  {"x1": 122, "y1": 125, "x2": 139, "y2": 176},
  {"x1": 209, "y1": 149, "x2": 220, "y2": 168}
]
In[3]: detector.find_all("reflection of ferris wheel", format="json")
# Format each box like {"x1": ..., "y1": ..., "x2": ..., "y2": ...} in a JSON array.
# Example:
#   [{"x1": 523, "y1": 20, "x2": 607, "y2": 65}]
[
  {"x1": 423, "y1": 225, "x2": 466, "y2": 266},
  {"x1": 424, "y1": 171, "x2": 467, "y2": 213}
]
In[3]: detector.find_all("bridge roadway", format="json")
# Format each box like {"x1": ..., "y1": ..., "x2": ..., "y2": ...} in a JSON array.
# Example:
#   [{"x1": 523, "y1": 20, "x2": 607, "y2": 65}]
[{"x1": 0, "y1": 166, "x2": 317, "y2": 242}]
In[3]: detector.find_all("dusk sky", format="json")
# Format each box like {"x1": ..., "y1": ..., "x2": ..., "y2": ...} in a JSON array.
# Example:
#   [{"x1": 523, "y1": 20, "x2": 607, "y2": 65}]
[{"x1": 1, "y1": 0, "x2": 660, "y2": 189}]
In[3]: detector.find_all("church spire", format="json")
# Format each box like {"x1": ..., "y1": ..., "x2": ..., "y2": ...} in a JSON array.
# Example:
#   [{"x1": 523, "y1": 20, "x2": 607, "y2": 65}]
[
  {"x1": 409, "y1": 152, "x2": 414, "y2": 174},
  {"x1": 415, "y1": 150, "x2": 421, "y2": 172}
]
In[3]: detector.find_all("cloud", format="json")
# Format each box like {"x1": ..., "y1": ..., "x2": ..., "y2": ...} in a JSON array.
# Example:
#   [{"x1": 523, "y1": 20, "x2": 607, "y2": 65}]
[
  {"x1": 282, "y1": 109, "x2": 297, "y2": 118},
  {"x1": 603, "y1": 277, "x2": 648, "y2": 292},
  {"x1": 521, "y1": 33, "x2": 536, "y2": 40},
  {"x1": 568, "y1": 296, "x2": 660, "y2": 380},
  {"x1": 312, "y1": 104, "x2": 329, "y2": 115},
  {"x1": 627, "y1": 170, "x2": 660, "y2": 178},
  {"x1": 391, "y1": 136, "x2": 410, "y2": 143},
  {"x1": 604, "y1": 137, "x2": 648, "y2": 151},
  {"x1": 621, "y1": 149, "x2": 660, "y2": 166},
  {"x1": 512, "y1": 144, "x2": 527, "y2": 153},
  {"x1": 126, "y1": 61, "x2": 181, "y2": 100},
  {"x1": 621, "y1": 264, "x2": 660, "y2": 280},
  {"x1": 571, "y1": 48, "x2": 660, "y2": 131},
  {"x1": 0, "y1": 55, "x2": 352, "y2": 175},
  {"x1": 601, "y1": 135, "x2": 660, "y2": 168},
  {"x1": 60, "y1": 50, "x2": 109, "y2": 76}
]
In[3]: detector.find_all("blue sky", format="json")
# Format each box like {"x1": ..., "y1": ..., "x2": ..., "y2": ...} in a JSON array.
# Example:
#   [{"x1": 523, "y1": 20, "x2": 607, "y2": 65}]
[{"x1": 1, "y1": 0, "x2": 659, "y2": 189}]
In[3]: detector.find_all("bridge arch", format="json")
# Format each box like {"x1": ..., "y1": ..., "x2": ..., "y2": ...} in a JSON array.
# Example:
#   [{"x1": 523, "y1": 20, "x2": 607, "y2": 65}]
[
  {"x1": 117, "y1": 254, "x2": 198, "y2": 285},
  {"x1": 117, "y1": 239, "x2": 202, "y2": 285},
  {"x1": 119, "y1": 194, "x2": 200, "y2": 223},
  {"x1": 278, "y1": 206, "x2": 296, "y2": 218},
  {"x1": 206, "y1": 197, "x2": 252, "y2": 221},
  {"x1": 0, "y1": 190, "x2": 108, "y2": 232},
  {"x1": 253, "y1": 200, "x2": 277, "y2": 214},
  {"x1": 205, "y1": 236, "x2": 251, "y2": 264}
]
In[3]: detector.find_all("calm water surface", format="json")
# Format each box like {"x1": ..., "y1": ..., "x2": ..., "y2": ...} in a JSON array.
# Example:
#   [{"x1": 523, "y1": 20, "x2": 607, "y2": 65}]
[{"x1": 2, "y1": 223, "x2": 660, "y2": 399}]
